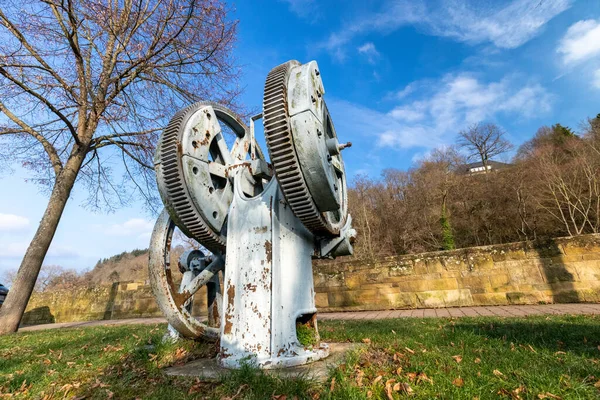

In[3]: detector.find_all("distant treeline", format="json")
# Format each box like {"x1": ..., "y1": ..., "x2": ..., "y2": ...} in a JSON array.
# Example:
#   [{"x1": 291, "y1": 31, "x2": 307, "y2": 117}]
[
  {"x1": 348, "y1": 114, "x2": 600, "y2": 259},
  {"x1": 93, "y1": 248, "x2": 148, "y2": 269}
]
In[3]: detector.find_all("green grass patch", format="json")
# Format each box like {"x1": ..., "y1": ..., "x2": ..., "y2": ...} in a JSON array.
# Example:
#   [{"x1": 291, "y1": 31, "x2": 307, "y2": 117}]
[{"x1": 1, "y1": 315, "x2": 600, "y2": 399}]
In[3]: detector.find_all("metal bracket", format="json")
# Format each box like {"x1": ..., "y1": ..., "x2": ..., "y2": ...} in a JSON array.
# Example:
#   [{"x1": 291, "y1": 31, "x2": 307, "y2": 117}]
[{"x1": 315, "y1": 215, "x2": 356, "y2": 259}]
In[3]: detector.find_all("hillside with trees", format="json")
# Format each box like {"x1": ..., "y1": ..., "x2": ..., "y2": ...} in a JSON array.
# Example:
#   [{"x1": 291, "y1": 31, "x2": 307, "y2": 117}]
[{"x1": 350, "y1": 114, "x2": 600, "y2": 259}]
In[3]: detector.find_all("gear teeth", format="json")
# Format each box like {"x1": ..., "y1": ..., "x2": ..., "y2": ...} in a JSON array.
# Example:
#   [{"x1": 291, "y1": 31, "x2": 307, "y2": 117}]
[
  {"x1": 263, "y1": 61, "x2": 342, "y2": 236},
  {"x1": 157, "y1": 102, "x2": 227, "y2": 253}
]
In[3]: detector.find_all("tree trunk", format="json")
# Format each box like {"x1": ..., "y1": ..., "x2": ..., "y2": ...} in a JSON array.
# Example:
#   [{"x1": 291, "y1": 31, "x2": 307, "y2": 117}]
[{"x1": 0, "y1": 148, "x2": 86, "y2": 334}]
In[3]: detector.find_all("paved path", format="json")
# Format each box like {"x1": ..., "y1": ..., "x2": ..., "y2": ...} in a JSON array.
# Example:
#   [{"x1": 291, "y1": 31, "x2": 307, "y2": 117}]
[{"x1": 19, "y1": 303, "x2": 600, "y2": 332}]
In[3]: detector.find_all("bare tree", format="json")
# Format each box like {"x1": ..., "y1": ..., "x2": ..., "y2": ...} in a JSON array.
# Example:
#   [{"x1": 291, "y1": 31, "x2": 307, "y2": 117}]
[
  {"x1": 533, "y1": 139, "x2": 600, "y2": 236},
  {"x1": 457, "y1": 123, "x2": 513, "y2": 172},
  {"x1": 0, "y1": 0, "x2": 240, "y2": 333},
  {"x1": 1, "y1": 264, "x2": 80, "y2": 291}
]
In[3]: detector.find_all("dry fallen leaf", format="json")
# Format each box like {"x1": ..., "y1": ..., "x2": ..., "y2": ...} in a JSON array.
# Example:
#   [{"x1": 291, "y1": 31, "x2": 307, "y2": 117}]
[
  {"x1": 330, "y1": 377, "x2": 336, "y2": 392},
  {"x1": 362, "y1": 338, "x2": 371, "y2": 344},
  {"x1": 373, "y1": 376, "x2": 383, "y2": 385},
  {"x1": 452, "y1": 377, "x2": 464, "y2": 387},
  {"x1": 528, "y1": 345, "x2": 537, "y2": 353},
  {"x1": 493, "y1": 369, "x2": 504, "y2": 377},
  {"x1": 537, "y1": 392, "x2": 562, "y2": 399},
  {"x1": 271, "y1": 395, "x2": 287, "y2": 400},
  {"x1": 417, "y1": 372, "x2": 433, "y2": 385},
  {"x1": 366, "y1": 390, "x2": 373, "y2": 398},
  {"x1": 398, "y1": 383, "x2": 414, "y2": 396},
  {"x1": 594, "y1": 380, "x2": 600, "y2": 388},
  {"x1": 452, "y1": 355, "x2": 463, "y2": 363},
  {"x1": 355, "y1": 369, "x2": 364, "y2": 387},
  {"x1": 385, "y1": 379, "x2": 396, "y2": 400},
  {"x1": 404, "y1": 347, "x2": 415, "y2": 354},
  {"x1": 406, "y1": 372, "x2": 417, "y2": 382},
  {"x1": 474, "y1": 358, "x2": 481, "y2": 364},
  {"x1": 396, "y1": 367, "x2": 403, "y2": 375},
  {"x1": 513, "y1": 385, "x2": 526, "y2": 397},
  {"x1": 221, "y1": 384, "x2": 248, "y2": 400}
]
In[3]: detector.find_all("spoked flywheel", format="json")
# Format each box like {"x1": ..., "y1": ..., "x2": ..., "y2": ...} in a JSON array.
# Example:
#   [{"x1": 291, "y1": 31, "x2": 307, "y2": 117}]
[{"x1": 149, "y1": 210, "x2": 224, "y2": 340}]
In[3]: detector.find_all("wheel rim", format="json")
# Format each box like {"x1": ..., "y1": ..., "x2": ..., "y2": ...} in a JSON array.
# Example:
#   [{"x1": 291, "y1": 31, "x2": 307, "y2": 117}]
[{"x1": 149, "y1": 209, "x2": 222, "y2": 340}]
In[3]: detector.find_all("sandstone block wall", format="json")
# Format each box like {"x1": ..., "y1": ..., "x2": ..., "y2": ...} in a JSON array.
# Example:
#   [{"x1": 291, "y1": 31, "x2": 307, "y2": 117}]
[
  {"x1": 21, "y1": 281, "x2": 209, "y2": 326},
  {"x1": 22, "y1": 235, "x2": 600, "y2": 325},
  {"x1": 313, "y1": 235, "x2": 600, "y2": 311}
]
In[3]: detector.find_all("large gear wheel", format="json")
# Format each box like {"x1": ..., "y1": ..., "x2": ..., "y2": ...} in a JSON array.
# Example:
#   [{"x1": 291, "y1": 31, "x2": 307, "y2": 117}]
[
  {"x1": 154, "y1": 102, "x2": 263, "y2": 253},
  {"x1": 263, "y1": 60, "x2": 348, "y2": 236}
]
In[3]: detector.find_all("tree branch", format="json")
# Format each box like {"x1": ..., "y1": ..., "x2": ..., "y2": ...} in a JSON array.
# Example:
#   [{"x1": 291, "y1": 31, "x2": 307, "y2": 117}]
[{"x1": 0, "y1": 101, "x2": 63, "y2": 175}]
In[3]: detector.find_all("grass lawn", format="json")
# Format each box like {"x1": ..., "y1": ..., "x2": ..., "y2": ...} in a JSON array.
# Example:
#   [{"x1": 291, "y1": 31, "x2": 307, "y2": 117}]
[{"x1": 1, "y1": 315, "x2": 600, "y2": 399}]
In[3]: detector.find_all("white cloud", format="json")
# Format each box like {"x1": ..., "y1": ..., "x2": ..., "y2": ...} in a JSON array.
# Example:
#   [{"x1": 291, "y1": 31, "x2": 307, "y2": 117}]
[
  {"x1": 428, "y1": 0, "x2": 572, "y2": 49},
  {"x1": 594, "y1": 69, "x2": 600, "y2": 89},
  {"x1": 47, "y1": 245, "x2": 80, "y2": 258},
  {"x1": 0, "y1": 241, "x2": 28, "y2": 258},
  {"x1": 281, "y1": 0, "x2": 318, "y2": 19},
  {"x1": 322, "y1": 0, "x2": 571, "y2": 59},
  {"x1": 357, "y1": 42, "x2": 381, "y2": 64},
  {"x1": 395, "y1": 83, "x2": 417, "y2": 99},
  {"x1": 0, "y1": 213, "x2": 30, "y2": 232},
  {"x1": 104, "y1": 218, "x2": 154, "y2": 237},
  {"x1": 557, "y1": 19, "x2": 600, "y2": 65},
  {"x1": 330, "y1": 73, "x2": 553, "y2": 151},
  {"x1": 0, "y1": 241, "x2": 79, "y2": 260}
]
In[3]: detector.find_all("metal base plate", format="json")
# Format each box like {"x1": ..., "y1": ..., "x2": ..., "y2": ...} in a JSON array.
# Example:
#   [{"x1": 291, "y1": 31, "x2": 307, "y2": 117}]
[{"x1": 164, "y1": 343, "x2": 363, "y2": 382}]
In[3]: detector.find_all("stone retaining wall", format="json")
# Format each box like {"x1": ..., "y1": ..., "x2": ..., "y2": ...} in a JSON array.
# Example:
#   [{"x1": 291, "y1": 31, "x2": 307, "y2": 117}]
[
  {"x1": 21, "y1": 281, "x2": 208, "y2": 326},
  {"x1": 314, "y1": 235, "x2": 600, "y2": 311},
  {"x1": 22, "y1": 235, "x2": 600, "y2": 325}
]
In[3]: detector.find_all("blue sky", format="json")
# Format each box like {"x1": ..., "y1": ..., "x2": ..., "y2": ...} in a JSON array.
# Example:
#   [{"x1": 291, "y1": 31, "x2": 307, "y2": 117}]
[{"x1": 1, "y1": 0, "x2": 600, "y2": 277}]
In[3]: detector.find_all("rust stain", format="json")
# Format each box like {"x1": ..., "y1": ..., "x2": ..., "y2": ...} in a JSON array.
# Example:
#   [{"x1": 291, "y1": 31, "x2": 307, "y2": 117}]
[
  {"x1": 211, "y1": 300, "x2": 221, "y2": 328},
  {"x1": 245, "y1": 283, "x2": 257, "y2": 292},
  {"x1": 264, "y1": 240, "x2": 272, "y2": 263},
  {"x1": 199, "y1": 130, "x2": 211, "y2": 146},
  {"x1": 227, "y1": 284, "x2": 235, "y2": 308},
  {"x1": 223, "y1": 316, "x2": 233, "y2": 334},
  {"x1": 224, "y1": 283, "x2": 236, "y2": 334},
  {"x1": 254, "y1": 226, "x2": 268, "y2": 234}
]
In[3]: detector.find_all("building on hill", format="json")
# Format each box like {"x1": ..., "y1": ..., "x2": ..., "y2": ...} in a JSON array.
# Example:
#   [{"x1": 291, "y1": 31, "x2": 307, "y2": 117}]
[{"x1": 460, "y1": 160, "x2": 512, "y2": 175}]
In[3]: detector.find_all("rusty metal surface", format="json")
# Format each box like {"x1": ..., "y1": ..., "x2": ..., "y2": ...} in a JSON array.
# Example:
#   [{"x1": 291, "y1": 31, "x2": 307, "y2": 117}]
[
  {"x1": 148, "y1": 209, "x2": 221, "y2": 340},
  {"x1": 219, "y1": 172, "x2": 329, "y2": 368},
  {"x1": 150, "y1": 60, "x2": 356, "y2": 370},
  {"x1": 262, "y1": 61, "x2": 349, "y2": 236},
  {"x1": 154, "y1": 102, "x2": 265, "y2": 254}
]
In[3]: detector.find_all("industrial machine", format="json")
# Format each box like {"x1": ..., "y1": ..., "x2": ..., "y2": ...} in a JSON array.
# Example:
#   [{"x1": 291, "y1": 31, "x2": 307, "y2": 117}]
[{"x1": 149, "y1": 60, "x2": 355, "y2": 369}]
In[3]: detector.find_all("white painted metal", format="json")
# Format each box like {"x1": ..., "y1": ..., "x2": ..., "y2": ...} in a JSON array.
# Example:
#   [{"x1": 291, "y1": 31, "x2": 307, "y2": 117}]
[
  {"x1": 150, "y1": 60, "x2": 356, "y2": 372},
  {"x1": 219, "y1": 171, "x2": 329, "y2": 369}
]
